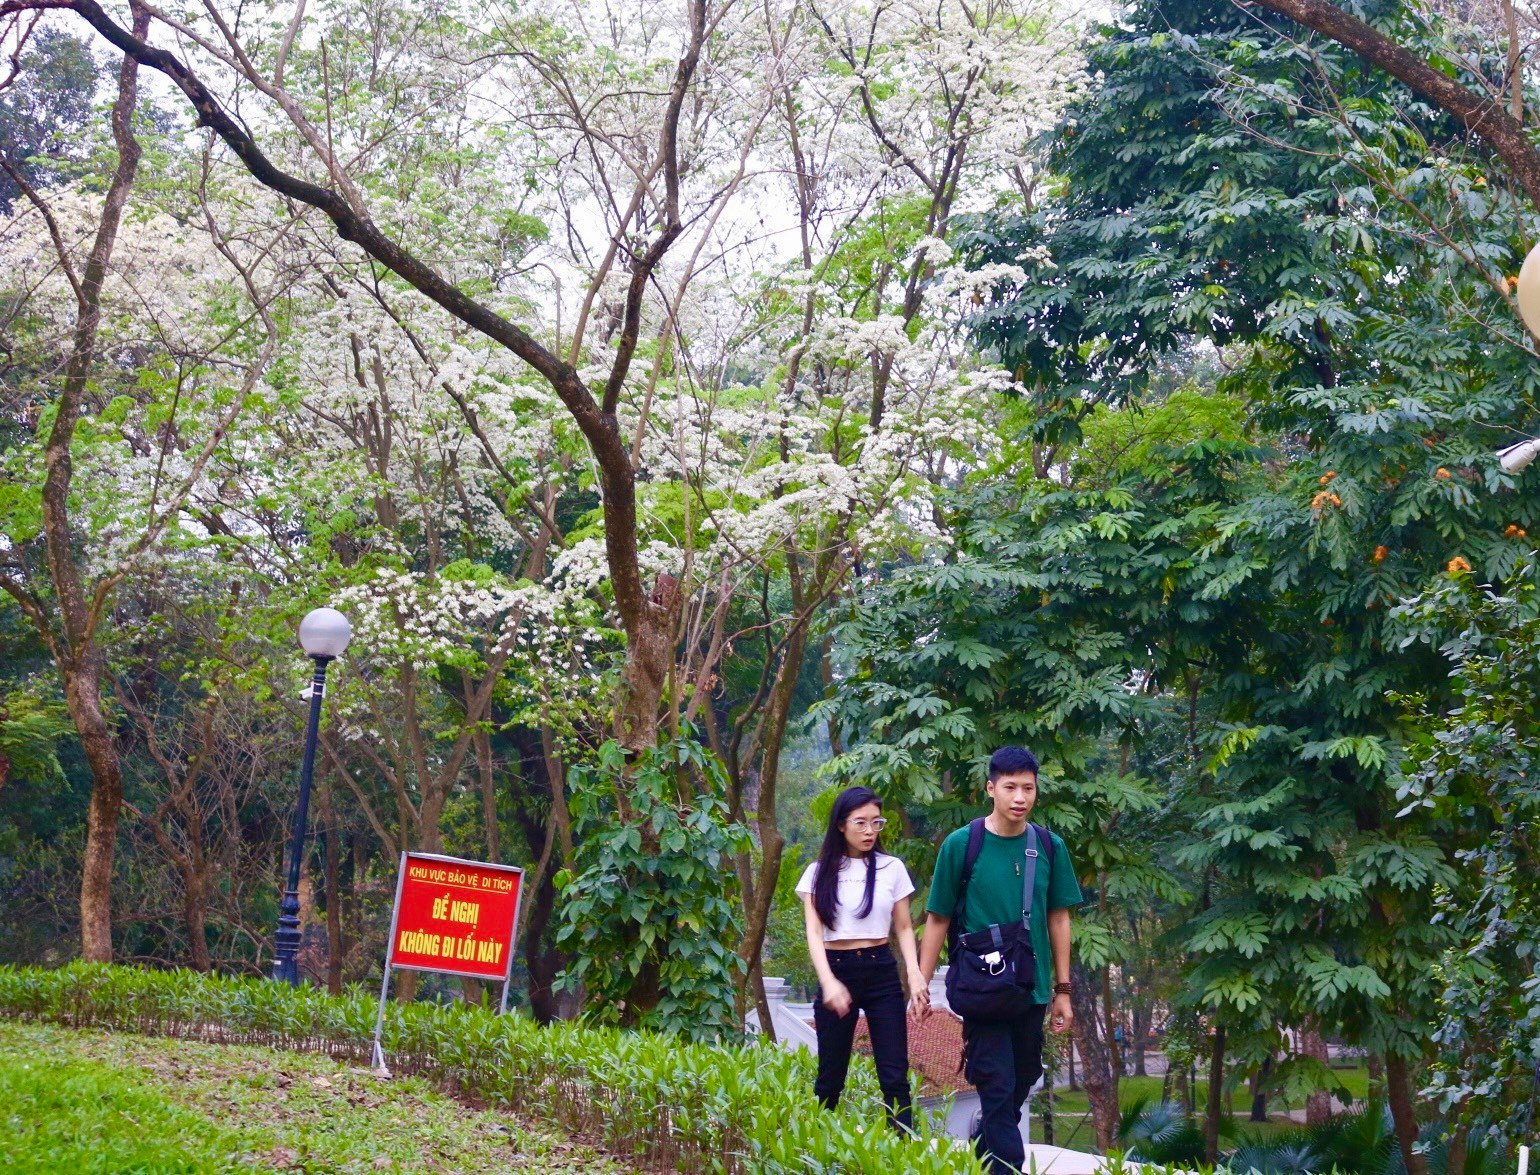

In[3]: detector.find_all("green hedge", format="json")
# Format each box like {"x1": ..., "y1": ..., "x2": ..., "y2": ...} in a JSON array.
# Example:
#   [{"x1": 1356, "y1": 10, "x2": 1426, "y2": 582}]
[{"x1": 0, "y1": 963, "x2": 982, "y2": 1173}]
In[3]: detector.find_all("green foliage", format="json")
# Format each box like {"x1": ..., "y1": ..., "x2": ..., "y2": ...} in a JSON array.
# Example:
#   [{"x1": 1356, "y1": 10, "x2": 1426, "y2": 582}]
[
  {"x1": 1395, "y1": 563, "x2": 1540, "y2": 1154},
  {"x1": 1119, "y1": 1097, "x2": 1209, "y2": 1166},
  {"x1": 1118, "y1": 1098, "x2": 1489, "y2": 1175},
  {"x1": 0, "y1": 30, "x2": 97, "y2": 215},
  {"x1": 0, "y1": 688, "x2": 68, "y2": 793},
  {"x1": 0, "y1": 963, "x2": 982, "y2": 1174},
  {"x1": 871, "y1": 0, "x2": 1540, "y2": 1098},
  {"x1": 555, "y1": 737, "x2": 751, "y2": 1040}
]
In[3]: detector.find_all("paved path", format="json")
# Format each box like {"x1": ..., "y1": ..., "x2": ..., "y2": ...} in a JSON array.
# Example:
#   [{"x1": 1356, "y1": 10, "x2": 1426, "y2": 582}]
[{"x1": 1022, "y1": 1143, "x2": 1128, "y2": 1174}]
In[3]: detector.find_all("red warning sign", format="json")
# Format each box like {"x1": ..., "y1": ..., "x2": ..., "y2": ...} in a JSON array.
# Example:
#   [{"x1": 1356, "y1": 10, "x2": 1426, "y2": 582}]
[{"x1": 385, "y1": 853, "x2": 523, "y2": 980}]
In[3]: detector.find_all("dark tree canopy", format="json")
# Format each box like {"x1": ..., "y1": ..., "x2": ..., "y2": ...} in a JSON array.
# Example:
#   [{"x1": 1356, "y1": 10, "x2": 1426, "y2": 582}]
[{"x1": 0, "y1": 30, "x2": 97, "y2": 214}]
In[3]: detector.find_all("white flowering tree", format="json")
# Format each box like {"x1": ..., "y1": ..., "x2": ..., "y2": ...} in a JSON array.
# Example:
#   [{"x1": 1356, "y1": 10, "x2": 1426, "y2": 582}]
[
  {"x1": 0, "y1": 36, "x2": 288, "y2": 964},
  {"x1": 0, "y1": 0, "x2": 732, "y2": 758},
  {"x1": 179, "y1": 232, "x2": 608, "y2": 1001},
  {"x1": 600, "y1": 0, "x2": 1086, "y2": 1020},
  {"x1": 0, "y1": 0, "x2": 1084, "y2": 1016}
]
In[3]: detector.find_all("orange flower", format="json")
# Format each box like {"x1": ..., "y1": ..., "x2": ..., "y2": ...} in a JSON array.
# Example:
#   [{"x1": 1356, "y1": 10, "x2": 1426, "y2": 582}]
[
  {"x1": 1509, "y1": 275, "x2": 1522, "y2": 293},
  {"x1": 1435, "y1": 467, "x2": 1452, "y2": 480},
  {"x1": 1319, "y1": 471, "x2": 1337, "y2": 485},
  {"x1": 1506, "y1": 524, "x2": 1528, "y2": 539},
  {"x1": 1372, "y1": 545, "x2": 1389, "y2": 564},
  {"x1": 1311, "y1": 491, "x2": 1343, "y2": 512},
  {"x1": 1448, "y1": 556, "x2": 1473, "y2": 575}
]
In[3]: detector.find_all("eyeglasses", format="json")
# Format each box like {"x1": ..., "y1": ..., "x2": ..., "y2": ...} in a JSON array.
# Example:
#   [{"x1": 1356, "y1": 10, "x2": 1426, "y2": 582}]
[{"x1": 847, "y1": 817, "x2": 888, "y2": 832}]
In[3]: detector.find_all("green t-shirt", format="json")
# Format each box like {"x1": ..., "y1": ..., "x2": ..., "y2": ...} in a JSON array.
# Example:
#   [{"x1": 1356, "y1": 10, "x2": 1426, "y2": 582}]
[{"x1": 926, "y1": 822, "x2": 1083, "y2": 1005}]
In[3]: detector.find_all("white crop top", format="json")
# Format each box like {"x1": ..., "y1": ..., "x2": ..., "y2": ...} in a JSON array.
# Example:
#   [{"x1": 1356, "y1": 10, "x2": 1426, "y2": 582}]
[{"x1": 795, "y1": 853, "x2": 916, "y2": 942}]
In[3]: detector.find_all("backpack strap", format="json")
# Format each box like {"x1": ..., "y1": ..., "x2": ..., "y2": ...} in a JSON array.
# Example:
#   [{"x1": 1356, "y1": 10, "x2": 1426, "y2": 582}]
[
  {"x1": 949, "y1": 817, "x2": 987, "y2": 952},
  {"x1": 1021, "y1": 823, "x2": 1040, "y2": 929},
  {"x1": 1030, "y1": 822, "x2": 1055, "y2": 875}
]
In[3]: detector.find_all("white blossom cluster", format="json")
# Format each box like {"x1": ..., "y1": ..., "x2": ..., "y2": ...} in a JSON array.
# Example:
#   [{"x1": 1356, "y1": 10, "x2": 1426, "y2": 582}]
[
  {"x1": 328, "y1": 565, "x2": 610, "y2": 741},
  {"x1": 0, "y1": 0, "x2": 1086, "y2": 772}
]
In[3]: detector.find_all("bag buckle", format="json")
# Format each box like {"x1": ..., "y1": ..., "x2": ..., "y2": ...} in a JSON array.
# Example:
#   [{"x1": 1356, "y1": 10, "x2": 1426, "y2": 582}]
[{"x1": 983, "y1": 950, "x2": 1005, "y2": 975}]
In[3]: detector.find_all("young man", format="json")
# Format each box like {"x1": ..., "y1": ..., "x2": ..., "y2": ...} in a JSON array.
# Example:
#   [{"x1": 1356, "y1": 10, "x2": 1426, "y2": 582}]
[{"x1": 910, "y1": 745, "x2": 1082, "y2": 1174}]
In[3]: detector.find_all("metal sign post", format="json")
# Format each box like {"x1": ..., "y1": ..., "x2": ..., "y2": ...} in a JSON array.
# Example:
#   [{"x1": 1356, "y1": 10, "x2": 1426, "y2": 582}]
[{"x1": 369, "y1": 851, "x2": 525, "y2": 1076}]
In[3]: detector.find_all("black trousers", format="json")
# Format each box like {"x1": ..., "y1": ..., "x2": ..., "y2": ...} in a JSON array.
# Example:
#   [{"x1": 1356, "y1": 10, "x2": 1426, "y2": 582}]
[
  {"x1": 963, "y1": 1003, "x2": 1046, "y2": 1174},
  {"x1": 812, "y1": 943, "x2": 913, "y2": 1130}
]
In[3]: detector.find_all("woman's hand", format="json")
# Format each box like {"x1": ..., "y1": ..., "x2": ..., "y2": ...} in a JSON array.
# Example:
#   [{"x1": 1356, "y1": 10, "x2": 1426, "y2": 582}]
[
  {"x1": 822, "y1": 979, "x2": 854, "y2": 1017},
  {"x1": 907, "y1": 968, "x2": 928, "y2": 1003}
]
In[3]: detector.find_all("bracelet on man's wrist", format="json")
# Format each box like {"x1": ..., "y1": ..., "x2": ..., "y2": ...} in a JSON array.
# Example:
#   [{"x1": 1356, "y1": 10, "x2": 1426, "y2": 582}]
[{"x1": 1053, "y1": 981, "x2": 1072, "y2": 996}]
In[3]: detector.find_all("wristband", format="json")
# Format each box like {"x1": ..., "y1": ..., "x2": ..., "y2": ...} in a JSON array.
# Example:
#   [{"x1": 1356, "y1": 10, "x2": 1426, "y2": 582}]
[{"x1": 1053, "y1": 982, "x2": 1072, "y2": 996}]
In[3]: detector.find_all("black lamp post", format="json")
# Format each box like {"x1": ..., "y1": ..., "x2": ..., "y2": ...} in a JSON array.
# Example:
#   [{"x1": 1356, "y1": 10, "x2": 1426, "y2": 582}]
[{"x1": 272, "y1": 606, "x2": 352, "y2": 986}]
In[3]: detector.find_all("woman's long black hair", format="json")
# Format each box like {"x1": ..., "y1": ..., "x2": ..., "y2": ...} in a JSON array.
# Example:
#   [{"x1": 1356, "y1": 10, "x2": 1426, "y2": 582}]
[{"x1": 812, "y1": 786, "x2": 884, "y2": 930}]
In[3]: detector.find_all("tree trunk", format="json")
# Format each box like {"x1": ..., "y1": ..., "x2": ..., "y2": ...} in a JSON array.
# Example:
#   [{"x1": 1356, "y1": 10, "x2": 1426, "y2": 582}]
[
  {"x1": 1170, "y1": 1064, "x2": 1189, "y2": 1112},
  {"x1": 1204, "y1": 1023, "x2": 1227, "y2": 1164},
  {"x1": 1132, "y1": 1003, "x2": 1150, "y2": 1076},
  {"x1": 1070, "y1": 964, "x2": 1119, "y2": 1152},
  {"x1": 749, "y1": 955, "x2": 775, "y2": 1044},
  {"x1": 521, "y1": 863, "x2": 565, "y2": 1023},
  {"x1": 614, "y1": 580, "x2": 679, "y2": 756},
  {"x1": 1446, "y1": 1120, "x2": 1471, "y2": 1175},
  {"x1": 1385, "y1": 1052, "x2": 1428, "y2": 1175},
  {"x1": 1302, "y1": 1024, "x2": 1333, "y2": 1125},
  {"x1": 475, "y1": 727, "x2": 498, "y2": 863},
  {"x1": 322, "y1": 780, "x2": 343, "y2": 996},
  {"x1": 75, "y1": 663, "x2": 125, "y2": 963},
  {"x1": 182, "y1": 867, "x2": 211, "y2": 972},
  {"x1": 1041, "y1": 1078, "x2": 1055, "y2": 1145},
  {"x1": 1367, "y1": 1051, "x2": 1386, "y2": 1102},
  {"x1": 395, "y1": 968, "x2": 419, "y2": 1003},
  {"x1": 1251, "y1": 1054, "x2": 1273, "y2": 1123},
  {"x1": 734, "y1": 596, "x2": 813, "y2": 1010},
  {"x1": 1103, "y1": 965, "x2": 1122, "y2": 1086}
]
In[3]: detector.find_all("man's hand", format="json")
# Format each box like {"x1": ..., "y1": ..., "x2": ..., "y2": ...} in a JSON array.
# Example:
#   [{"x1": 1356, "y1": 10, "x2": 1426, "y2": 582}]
[{"x1": 1050, "y1": 991, "x2": 1073, "y2": 1034}]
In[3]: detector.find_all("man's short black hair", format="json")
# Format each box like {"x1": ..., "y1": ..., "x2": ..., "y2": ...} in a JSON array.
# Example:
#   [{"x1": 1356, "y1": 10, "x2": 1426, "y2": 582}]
[{"x1": 988, "y1": 745, "x2": 1039, "y2": 780}]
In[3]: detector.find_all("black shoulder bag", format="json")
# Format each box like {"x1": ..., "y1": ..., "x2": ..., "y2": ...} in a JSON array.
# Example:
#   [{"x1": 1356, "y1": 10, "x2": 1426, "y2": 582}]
[{"x1": 943, "y1": 818, "x2": 1051, "y2": 1021}]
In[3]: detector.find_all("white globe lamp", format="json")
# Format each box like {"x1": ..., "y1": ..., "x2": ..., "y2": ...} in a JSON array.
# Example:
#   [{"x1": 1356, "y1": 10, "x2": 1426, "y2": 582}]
[
  {"x1": 1519, "y1": 242, "x2": 1540, "y2": 339},
  {"x1": 298, "y1": 607, "x2": 352, "y2": 660}
]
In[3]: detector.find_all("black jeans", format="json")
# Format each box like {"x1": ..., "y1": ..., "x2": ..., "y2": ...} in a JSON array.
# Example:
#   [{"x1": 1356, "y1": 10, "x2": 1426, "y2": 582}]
[
  {"x1": 812, "y1": 943, "x2": 913, "y2": 1130},
  {"x1": 963, "y1": 1003, "x2": 1046, "y2": 1174}
]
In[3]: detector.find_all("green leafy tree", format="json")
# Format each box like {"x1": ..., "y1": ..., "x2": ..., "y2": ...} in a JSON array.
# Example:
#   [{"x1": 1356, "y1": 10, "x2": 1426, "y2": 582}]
[
  {"x1": 1396, "y1": 562, "x2": 1540, "y2": 1162},
  {"x1": 555, "y1": 736, "x2": 750, "y2": 1038}
]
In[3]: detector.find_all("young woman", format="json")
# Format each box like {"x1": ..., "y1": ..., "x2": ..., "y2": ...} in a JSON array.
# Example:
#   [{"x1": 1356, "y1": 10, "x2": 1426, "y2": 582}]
[{"x1": 795, "y1": 785, "x2": 923, "y2": 1131}]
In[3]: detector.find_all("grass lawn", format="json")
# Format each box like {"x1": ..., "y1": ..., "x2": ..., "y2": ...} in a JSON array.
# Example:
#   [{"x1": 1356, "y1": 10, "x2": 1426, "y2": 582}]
[
  {"x1": 1030, "y1": 1068, "x2": 1374, "y2": 1150},
  {"x1": 0, "y1": 1020, "x2": 625, "y2": 1173}
]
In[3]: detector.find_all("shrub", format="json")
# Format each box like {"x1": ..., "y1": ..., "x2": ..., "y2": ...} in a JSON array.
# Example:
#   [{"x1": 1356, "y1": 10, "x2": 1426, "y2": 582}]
[
  {"x1": 0, "y1": 962, "x2": 980, "y2": 1174},
  {"x1": 555, "y1": 737, "x2": 749, "y2": 1041}
]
